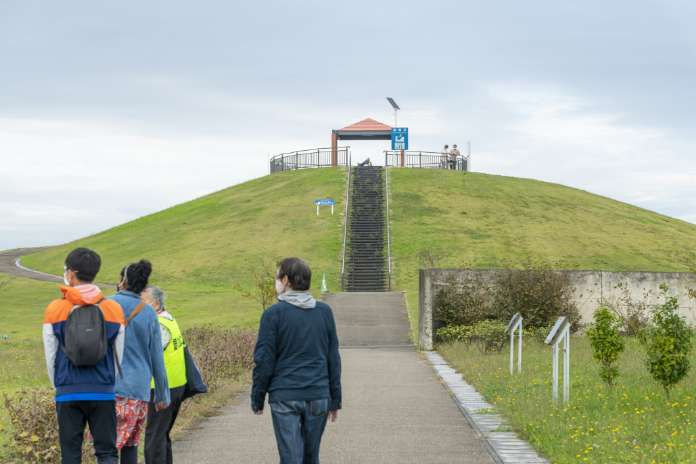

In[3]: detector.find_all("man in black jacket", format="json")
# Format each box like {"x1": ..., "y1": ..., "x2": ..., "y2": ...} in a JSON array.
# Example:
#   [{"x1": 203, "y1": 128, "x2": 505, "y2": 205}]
[{"x1": 251, "y1": 257, "x2": 342, "y2": 464}]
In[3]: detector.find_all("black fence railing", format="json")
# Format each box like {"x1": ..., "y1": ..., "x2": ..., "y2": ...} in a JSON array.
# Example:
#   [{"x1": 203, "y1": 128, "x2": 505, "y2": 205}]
[
  {"x1": 384, "y1": 150, "x2": 469, "y2": 171},
  {"x1": 270, "y1": 147, "x2": 351, "y2": 173}
]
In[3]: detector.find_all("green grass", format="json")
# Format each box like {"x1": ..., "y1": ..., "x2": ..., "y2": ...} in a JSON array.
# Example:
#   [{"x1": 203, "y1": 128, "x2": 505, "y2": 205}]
[
  {"x1": 388, "y1": 169, "x2": 696, "y2": 338},
  {"x1": 439, "y1": 337, "x2": 696, "y2": 464},
  {"x1": 21, "y1": 168, "x2": 348, "y2": 331}
]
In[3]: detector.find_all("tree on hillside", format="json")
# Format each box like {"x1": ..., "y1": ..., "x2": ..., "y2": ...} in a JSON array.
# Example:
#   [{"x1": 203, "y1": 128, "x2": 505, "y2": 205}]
[
  {"x1": 587, "y1": 306, "x2": 625, "y2": 387},
  {"x1": 643, "y1": 284, "x2": 693, "y2": 396},
  {"x1": 234, "y1": 259, "x2": 278, "y2": 311}
]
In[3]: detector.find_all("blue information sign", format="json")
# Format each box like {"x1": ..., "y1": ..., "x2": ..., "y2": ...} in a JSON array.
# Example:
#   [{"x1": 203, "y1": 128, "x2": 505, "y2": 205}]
[
  {"x1": 391, "y1": 127, "x2": 409, "y2": 150},
  {"x1": 314, "y1": 198, "x2": 336, "y2": 206}
]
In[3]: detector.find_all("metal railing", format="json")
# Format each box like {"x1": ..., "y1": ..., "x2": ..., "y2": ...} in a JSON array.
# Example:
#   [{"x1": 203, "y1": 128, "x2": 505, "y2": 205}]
[
  {"x1": 340, "y1": 165, "x2": 352, "y2": 284},
  {"x1": 270, "y1": 147, "x2": 351, "y2": 173},
  {"x1": 384, "y1": 165, "x2": 392, "y2": 290},
  {"x1": 384, "y1": 150, "x2": 469, "y2": 171}
]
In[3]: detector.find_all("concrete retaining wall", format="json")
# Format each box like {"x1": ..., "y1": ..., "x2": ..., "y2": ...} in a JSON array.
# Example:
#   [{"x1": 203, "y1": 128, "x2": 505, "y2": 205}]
[{"x1": 418, "y1": 269, "x2": 696, "y2": 350}]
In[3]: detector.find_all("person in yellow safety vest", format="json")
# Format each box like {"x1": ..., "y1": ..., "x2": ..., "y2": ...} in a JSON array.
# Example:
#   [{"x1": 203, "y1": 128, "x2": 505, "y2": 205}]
[{"x1": 141, "y1": 285, "x2": 186, "y2": 464}]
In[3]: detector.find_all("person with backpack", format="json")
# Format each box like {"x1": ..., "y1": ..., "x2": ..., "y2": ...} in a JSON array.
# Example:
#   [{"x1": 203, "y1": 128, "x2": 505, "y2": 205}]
[
  {"x1": 43, "y1": 247, "x2": 126, "y2": 464},
  {"x1": 251, "y1": 257, "x2": 342, "y2": 464},
  {"x1": 111, "y1": 260, "x2": 170, "y2": 464},
  {"x1": 142, "y1": 285, "x2": 187, "y2": 464}
]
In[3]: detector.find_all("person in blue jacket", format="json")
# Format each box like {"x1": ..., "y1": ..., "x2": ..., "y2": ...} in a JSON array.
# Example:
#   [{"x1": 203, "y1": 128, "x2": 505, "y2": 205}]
[
  {"x1": 252, "y1": 257, "x2": 342, "y2": 464},
  {"x1": 111, "y1": 260, "x2": 170, "y2": 464}
]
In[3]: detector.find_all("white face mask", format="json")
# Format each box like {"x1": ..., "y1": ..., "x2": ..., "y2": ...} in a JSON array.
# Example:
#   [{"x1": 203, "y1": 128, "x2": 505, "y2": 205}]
[
  {"x1": 63, "y1": 272, "x2": 70, "y2": 286},
  {"x1": 275, "y1": 278, "x2": 286, "y2": 296}
]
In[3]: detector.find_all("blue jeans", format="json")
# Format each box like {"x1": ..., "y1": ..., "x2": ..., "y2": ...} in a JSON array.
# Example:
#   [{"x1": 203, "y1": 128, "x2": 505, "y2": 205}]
[{"x1": 270, "y1": 399, "x2": 329, "y2": 464}]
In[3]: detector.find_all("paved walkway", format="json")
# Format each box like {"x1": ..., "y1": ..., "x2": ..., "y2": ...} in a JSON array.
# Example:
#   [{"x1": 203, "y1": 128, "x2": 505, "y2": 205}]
[
  {"x1": 173, "y1": 292, "x2": 495, "y2": 463},
  {"x1": 0, "y1": 247, "x2": 61, "y2": 282}
]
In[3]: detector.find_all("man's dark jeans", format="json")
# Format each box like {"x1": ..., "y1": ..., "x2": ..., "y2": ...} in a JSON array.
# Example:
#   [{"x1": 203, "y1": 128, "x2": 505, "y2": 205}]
[
  {"x1": 270, "y1": 399, "x2": 329, "y2": 464},
  {"x1": 56, "y1": 400, "x2": 118, "y2": 464}
]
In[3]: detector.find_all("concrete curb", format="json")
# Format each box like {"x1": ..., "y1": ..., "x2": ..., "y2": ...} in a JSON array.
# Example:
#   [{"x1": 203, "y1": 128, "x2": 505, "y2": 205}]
[{"x1": 426, "y1": 351, "x2": 549, "y2": 464}]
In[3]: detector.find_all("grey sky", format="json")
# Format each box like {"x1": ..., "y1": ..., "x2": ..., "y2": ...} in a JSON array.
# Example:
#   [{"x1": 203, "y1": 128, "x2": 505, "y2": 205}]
[{"x1": 1, "y1": 1, "x2": 695, "y2": 250}]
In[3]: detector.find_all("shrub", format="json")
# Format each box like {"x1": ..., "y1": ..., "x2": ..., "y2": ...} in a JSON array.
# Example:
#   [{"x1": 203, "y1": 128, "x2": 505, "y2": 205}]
[
  {"x1": 436, "y1": 325, "x2": 473, "y2": 344},
  {"x1": 2, "y1": 389, "x2": 94, "y2": 463},
  {"x1": 468, "y1": 320, "x2": 508, "y2": 354},
  {"x1": 494, "y1": 267, "x2": 581, "y2": 330},
  {"x1": 587, "y1": 306, "x2": 625, "y2": 386},
  {"x1": 608, "y1": 281, "x2": 652, "y2": 336},
  {"x1": 643, "y1": 284, "x2": 693, "y2": 396},
  {"x1": 183, "y1": 327, "x2": 255, "y2": 392},
  {"x1": 437, "y1": 321, "x2": 508, "y2": 354},
  {"x1": 434, "y1": 275, "x2": 494, "y2": 327}
]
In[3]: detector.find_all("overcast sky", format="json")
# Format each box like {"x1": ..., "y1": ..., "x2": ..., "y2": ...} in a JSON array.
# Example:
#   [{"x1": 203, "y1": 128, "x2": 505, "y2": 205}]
[{"x1": 1, "y1": 1, "x2": 695, "y2": 250}]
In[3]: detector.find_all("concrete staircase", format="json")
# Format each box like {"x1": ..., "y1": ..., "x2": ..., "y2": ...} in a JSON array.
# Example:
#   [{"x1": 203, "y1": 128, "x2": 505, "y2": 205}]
[{"x1": 343, "y1": 166, "x2": 388, "y2": 291}]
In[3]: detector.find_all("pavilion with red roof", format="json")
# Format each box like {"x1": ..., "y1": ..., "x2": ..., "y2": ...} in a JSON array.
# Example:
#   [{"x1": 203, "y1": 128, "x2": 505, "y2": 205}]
[{"x1": 331, "y1": 118, "x2": 393, "y2": 166}]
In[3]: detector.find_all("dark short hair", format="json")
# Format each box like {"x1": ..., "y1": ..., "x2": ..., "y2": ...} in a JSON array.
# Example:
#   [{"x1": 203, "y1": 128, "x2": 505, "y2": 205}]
[
  {"x1": 277, "y1": 257, "x2": 312, "y2": 291},
  {"x1": 65, "y1": 248, "x2": 101, "y2": 283}
]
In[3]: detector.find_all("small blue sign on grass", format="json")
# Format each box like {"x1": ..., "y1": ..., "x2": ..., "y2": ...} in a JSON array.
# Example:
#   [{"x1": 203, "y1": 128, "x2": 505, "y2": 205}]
[
  {"x1": 314, "y1": 198, "x2": 336, "y2": 206},
  {"x1": 391, "y1": 127, "x2": 409, "y2": 150},
  {"x1": 314, "y1": 198, "x2": 336, "y2": 216}
]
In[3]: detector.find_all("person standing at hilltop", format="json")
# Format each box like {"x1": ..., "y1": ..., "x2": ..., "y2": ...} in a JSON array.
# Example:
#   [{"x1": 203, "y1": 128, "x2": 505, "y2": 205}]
[
  {"x1": 441, "y1": 144, "x2": 450, "y2": 168},
  {"x1": 112, "y1": 261, "x2": 170, "y2": 464},
  {"x1": 449, "y1": 143, "x2": 461, "y2": 170},
  {"x1": 252, "y1": 257, "x2": 342, "y2": 464},
  {"x1": 43, "y1": 247, "x2": 125, "y2": 464}
]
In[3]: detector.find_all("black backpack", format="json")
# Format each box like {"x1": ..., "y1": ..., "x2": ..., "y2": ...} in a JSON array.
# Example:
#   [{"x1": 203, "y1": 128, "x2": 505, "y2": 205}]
[{"x1": 63, "y1": 299, "x2": 108, "y2": 367}]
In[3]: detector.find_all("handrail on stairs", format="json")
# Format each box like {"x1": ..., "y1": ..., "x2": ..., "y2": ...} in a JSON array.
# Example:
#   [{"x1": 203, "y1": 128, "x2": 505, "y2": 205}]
[
  {"x1": 385, "y1": 165, "x2": 392, "y2": 290},
  {"x1": 340, "y1": 161, "x2": 352, "y2": 286}
]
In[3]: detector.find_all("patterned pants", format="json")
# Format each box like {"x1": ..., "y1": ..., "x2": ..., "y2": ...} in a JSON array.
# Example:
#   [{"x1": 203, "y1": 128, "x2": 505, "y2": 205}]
[{"x1": 115, "y1": 395, "x2": 149, "y2": 449}]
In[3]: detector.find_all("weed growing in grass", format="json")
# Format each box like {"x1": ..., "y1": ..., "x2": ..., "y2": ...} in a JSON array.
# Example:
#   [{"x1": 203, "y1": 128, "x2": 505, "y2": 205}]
[
  {"x1": 587, "y1": 306, "x2": 625, "y2": 386},
  {"x1": 643, "y1": 285, "x2": 692, "y2": 396}
]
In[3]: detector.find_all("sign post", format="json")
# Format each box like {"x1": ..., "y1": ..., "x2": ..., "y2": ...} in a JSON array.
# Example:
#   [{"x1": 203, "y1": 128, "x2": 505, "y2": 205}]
[
  {"x1": 391, "y1": 128, "x2": 409, "y2": 151},
  {"x1": 545, "y1": 316, "x2": 571, "y2": 403},
  {"x1": 314, "y1": 198, "x2": 336, "y2": 216},
  {"x1": 506, "y1": 313, "x2": 523, "y2": 375}
]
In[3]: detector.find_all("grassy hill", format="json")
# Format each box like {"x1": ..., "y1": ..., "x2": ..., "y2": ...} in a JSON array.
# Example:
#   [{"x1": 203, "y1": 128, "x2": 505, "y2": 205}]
[
  {"x1": 20, "y1": 168, "x2": 347, "y2": 332},
  {"x1": 388, "y1": 169, "x2": 696, "y2": 331},
  {"x1": 14, "y1": 167, "x2": 696, "y2": 337}
]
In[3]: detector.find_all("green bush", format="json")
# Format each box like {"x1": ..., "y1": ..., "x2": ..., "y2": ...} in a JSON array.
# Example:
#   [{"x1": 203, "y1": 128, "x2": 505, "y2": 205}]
[
  {"x1": 436, "y1": 325, "x2": 473, "y2": 344},
  {"x1": 434, "y1": 275, "x2": 494, "y2": 327},
  {"x1": 494, "y1": 267, "x2": 581, "y2": 330},
  {"x1": 587, "y1": 306, "x2": 625, "y2": 386},
  {"x1": 437, "y1": 321, "x2": 508, "y2": 354},
  {"x1": 643, "y1": 284, "x2": 693, "y2": 396}
]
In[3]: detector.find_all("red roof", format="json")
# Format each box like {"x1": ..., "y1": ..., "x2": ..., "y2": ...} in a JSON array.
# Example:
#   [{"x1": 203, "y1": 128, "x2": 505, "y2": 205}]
[{"x1": 338, "y1": 118, "x2": 392, "y2": 132}]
